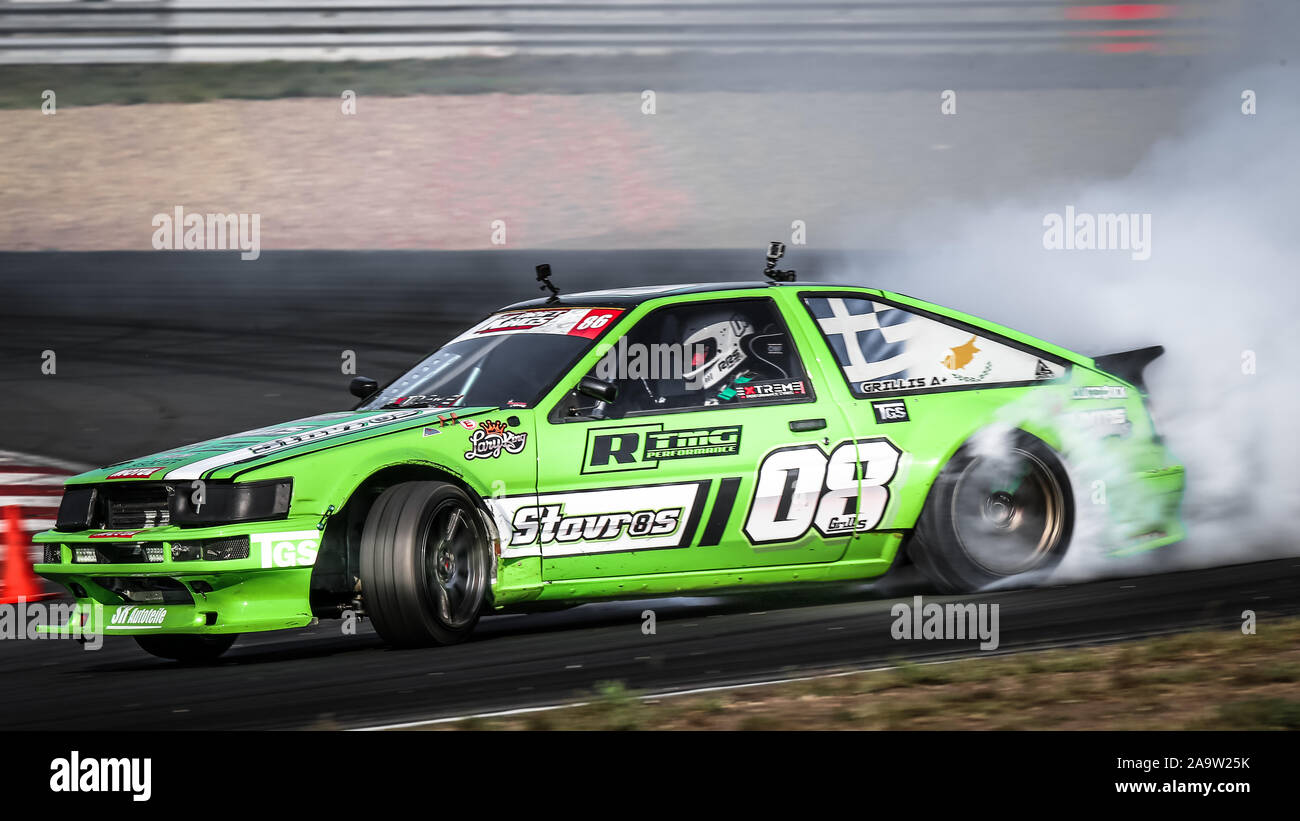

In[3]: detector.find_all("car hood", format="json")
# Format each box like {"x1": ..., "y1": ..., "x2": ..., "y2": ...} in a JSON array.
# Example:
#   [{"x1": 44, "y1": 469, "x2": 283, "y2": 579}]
[{"x1": 70, "y1": 407, "x2": 497, "y2": 484}]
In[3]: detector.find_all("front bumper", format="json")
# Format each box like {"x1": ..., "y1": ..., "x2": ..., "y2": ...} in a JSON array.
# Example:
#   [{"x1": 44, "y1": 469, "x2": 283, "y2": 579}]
[{"x1": 32, "y1": 518, "x2": 324, "y2": 635}]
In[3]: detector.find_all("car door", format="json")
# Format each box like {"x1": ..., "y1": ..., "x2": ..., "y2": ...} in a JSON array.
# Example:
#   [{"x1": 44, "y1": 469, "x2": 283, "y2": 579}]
[{"x1": 532, "y1": 295, "x2": 858, "y2": 581}]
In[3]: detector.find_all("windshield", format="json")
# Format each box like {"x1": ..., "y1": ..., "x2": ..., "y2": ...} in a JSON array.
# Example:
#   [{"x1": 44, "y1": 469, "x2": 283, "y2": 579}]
[{"x1": 359, "y1": 307, "x2": 623, "y2": 411}]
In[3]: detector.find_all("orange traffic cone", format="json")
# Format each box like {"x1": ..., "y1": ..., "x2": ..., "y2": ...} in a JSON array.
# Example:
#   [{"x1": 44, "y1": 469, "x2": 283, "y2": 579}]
[{"x1": 2, "y1": 505, "x2": 57, "y2": 604}]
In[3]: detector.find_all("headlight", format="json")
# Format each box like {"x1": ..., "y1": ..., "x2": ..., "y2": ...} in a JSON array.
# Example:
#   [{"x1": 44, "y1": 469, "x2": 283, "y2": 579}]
[
  {"x1": 169, "y1": 479, "x2": 292, "y2": 526},
  {"x1": 55, "y1": 486, "x2": 97, "y2": 531}
]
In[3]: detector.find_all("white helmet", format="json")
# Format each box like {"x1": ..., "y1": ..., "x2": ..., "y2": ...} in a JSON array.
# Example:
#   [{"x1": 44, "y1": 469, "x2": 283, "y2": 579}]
[{"x1": 682, "y1": 317, "x2": 752, "y2": 390}]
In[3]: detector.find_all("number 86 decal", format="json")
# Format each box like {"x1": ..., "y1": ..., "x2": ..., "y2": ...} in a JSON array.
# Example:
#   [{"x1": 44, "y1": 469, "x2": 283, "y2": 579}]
[{"x1": 743, "y1": 438, "x2": 903, "y2": 545}]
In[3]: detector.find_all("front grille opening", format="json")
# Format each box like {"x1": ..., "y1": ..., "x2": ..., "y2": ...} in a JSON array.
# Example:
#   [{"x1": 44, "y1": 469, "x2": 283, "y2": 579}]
[
  {"x1": 73, "y1": 543, "x2": 165, "y2": 564},
  {"x1": 101, "y1": 484, "x2": 171, "y2": 529},
  {"x1": 171, "y1": 536, "x2": 251, "y2": 562},
  {"x1": 93, "y1": 577, "x2": 194, "y2": 605}
]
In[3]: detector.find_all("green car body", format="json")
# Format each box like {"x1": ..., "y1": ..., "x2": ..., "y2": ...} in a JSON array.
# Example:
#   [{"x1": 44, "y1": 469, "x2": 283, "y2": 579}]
[{"x1": 34, "y1": 282, "x2": 1185, "y2": 645}]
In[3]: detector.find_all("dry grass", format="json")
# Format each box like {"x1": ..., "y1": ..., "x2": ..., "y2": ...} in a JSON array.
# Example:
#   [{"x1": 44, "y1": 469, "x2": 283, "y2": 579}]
[{"x1": 415, "y1": 618, "x2": 1300, "y2": 731}]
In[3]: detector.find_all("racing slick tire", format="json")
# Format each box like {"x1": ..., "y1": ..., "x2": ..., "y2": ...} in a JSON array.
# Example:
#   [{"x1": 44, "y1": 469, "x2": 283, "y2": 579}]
[
  {"x1": 909, "y1": 430, "x2": 1073, "y2": 593},
  {"x1": 359, "y1": 481, "x2": 491, "y2": 647},
  {"x1": 134, "y1": 634, "x2": 237, "y2": 663}
]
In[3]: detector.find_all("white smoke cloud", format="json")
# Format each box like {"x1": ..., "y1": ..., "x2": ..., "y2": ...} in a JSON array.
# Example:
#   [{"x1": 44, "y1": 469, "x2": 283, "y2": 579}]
[{"x1": 829, "y1": 62, "x2": 1300, "y2": 580}]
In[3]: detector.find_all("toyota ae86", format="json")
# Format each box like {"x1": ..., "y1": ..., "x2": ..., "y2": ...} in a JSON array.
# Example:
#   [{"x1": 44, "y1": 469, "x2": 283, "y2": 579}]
[{"x1": 35, "y1": 281, "x2": 1184, "y2": 660}]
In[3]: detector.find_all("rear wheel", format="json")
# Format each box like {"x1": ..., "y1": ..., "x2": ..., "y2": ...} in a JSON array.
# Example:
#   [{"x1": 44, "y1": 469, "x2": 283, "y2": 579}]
[
  {"x1": 135, "y1": 634, "x2": 237, "y2": 663},
  {"x1": 359, "y1": 481, "x2": 490, "y2": 647},
  {"x1": 910, "y1": 430, "x2": 1073, "y2": 592}
]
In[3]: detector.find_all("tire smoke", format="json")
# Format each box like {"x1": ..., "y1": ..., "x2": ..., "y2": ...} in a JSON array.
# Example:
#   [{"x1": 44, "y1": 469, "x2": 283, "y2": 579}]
[{"x1": 829, "y1": 59, "x2": 1300, "y2": 581}]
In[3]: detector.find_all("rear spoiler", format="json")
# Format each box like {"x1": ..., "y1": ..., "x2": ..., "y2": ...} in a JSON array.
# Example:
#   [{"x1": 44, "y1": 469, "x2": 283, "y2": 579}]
[{"x1": 1091, "y1": 345, "x2": 1164, "y2": 392}]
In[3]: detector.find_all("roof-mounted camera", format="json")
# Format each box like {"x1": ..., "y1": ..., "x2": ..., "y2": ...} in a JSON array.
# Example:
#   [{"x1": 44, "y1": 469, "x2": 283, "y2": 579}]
[
  {"x1": 762, "y1": 241, "x2": 796, "y2": 282},
  {"x1": 536, "y1": 263, "x2": 561, "y2": 303}
]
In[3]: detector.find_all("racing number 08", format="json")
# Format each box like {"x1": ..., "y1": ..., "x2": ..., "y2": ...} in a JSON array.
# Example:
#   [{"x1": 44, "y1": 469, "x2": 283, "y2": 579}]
[{"x1": 743, "y1": 439, "x2": 902, "y2": 544}]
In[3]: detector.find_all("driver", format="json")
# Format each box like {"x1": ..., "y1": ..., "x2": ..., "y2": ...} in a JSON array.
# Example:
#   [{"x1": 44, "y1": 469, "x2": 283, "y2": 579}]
[
  {"x1": 679, "y1": 312, "x2": 792, "y2": 405},
  {"x1": 598, "y1": 308, "x2": 795, "y2": 414},
  {"x1": 682, "y1": 316, "x2": 752, "y2": 394}
]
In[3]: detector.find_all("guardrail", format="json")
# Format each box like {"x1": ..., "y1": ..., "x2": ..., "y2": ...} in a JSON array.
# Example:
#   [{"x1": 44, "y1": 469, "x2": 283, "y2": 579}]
[{"x1": 0, "y1": 0, "x2": 1227, "y2": 64}]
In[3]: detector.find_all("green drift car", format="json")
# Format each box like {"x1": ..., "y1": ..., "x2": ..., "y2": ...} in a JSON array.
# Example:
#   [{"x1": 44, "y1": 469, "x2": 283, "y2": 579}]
[{"x1": 35, "y1": 276, "x2": 1184, "y2": 661}]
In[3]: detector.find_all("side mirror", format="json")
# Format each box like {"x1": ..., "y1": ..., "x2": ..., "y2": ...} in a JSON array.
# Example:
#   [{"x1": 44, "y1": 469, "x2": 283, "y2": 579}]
[
  {"x1": 350, "y1": 376, "x2": 379, "y2": 399},
  {"x1": 577, "y1": 376, "x2": 618, "y2": 403}
]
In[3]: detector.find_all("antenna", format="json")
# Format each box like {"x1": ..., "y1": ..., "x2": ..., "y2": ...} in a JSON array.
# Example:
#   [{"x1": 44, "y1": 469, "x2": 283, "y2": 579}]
[
  {"x1": 536, "y1": 263, "x2": 561, "y2": 303},
  {"x1": 762, "y1": 241, "x2": 796, "y2": 282}
]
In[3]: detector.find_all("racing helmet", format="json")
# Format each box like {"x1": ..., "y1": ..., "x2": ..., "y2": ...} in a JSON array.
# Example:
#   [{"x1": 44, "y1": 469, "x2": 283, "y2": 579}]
[{"x1": 681, "y1": 315, "x2": 753, "y2": 390}]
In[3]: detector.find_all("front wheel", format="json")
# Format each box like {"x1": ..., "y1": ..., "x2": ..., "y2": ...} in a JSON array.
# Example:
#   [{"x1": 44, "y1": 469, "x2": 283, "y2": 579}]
[
  {"x1": 910, "y1": 430, "x2": 1073, "y2": 593},
  {"x1": 135, "y1": 634, "x2": 237, "y2": 663},
  {"x1": 359, "y1": 481, "x2": 491, "y2": 647}
]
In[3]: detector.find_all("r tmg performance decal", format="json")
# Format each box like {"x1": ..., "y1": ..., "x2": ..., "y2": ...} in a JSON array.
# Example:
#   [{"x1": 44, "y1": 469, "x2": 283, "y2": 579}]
[{"x1": 743, "y1": 438, "x2": 903, "y2": 545}]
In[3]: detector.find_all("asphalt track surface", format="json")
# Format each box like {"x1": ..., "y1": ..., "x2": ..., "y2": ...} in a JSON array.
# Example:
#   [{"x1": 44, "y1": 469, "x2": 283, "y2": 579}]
[
  {"x1": 1, "y1": 251, "x2": 1296, "y2": 730},
  {"x1": 0, "y1": 557, "x2": 1296, "y2": 730}
]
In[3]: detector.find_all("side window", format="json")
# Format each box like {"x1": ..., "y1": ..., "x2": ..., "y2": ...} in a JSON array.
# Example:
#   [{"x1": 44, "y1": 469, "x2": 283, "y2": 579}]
[
  {"x1": 803, "y1": 295, "x2": 1066, "y2": 397},
  {"x1": 557, "y1": 298, "x2": 813, "y2": 420}
]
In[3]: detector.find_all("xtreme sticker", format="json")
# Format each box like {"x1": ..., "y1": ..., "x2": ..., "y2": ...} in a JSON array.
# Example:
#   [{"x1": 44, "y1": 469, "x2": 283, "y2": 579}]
[
  {"x1": 464, "y1": 420, "x2": 528, "y2": 460},
  {"x1": 583, "y1": 424, "x2": 741, "y2": 473},
  {"x1": 736, "y1": 379, "x2": 806, "y2": 400}
]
